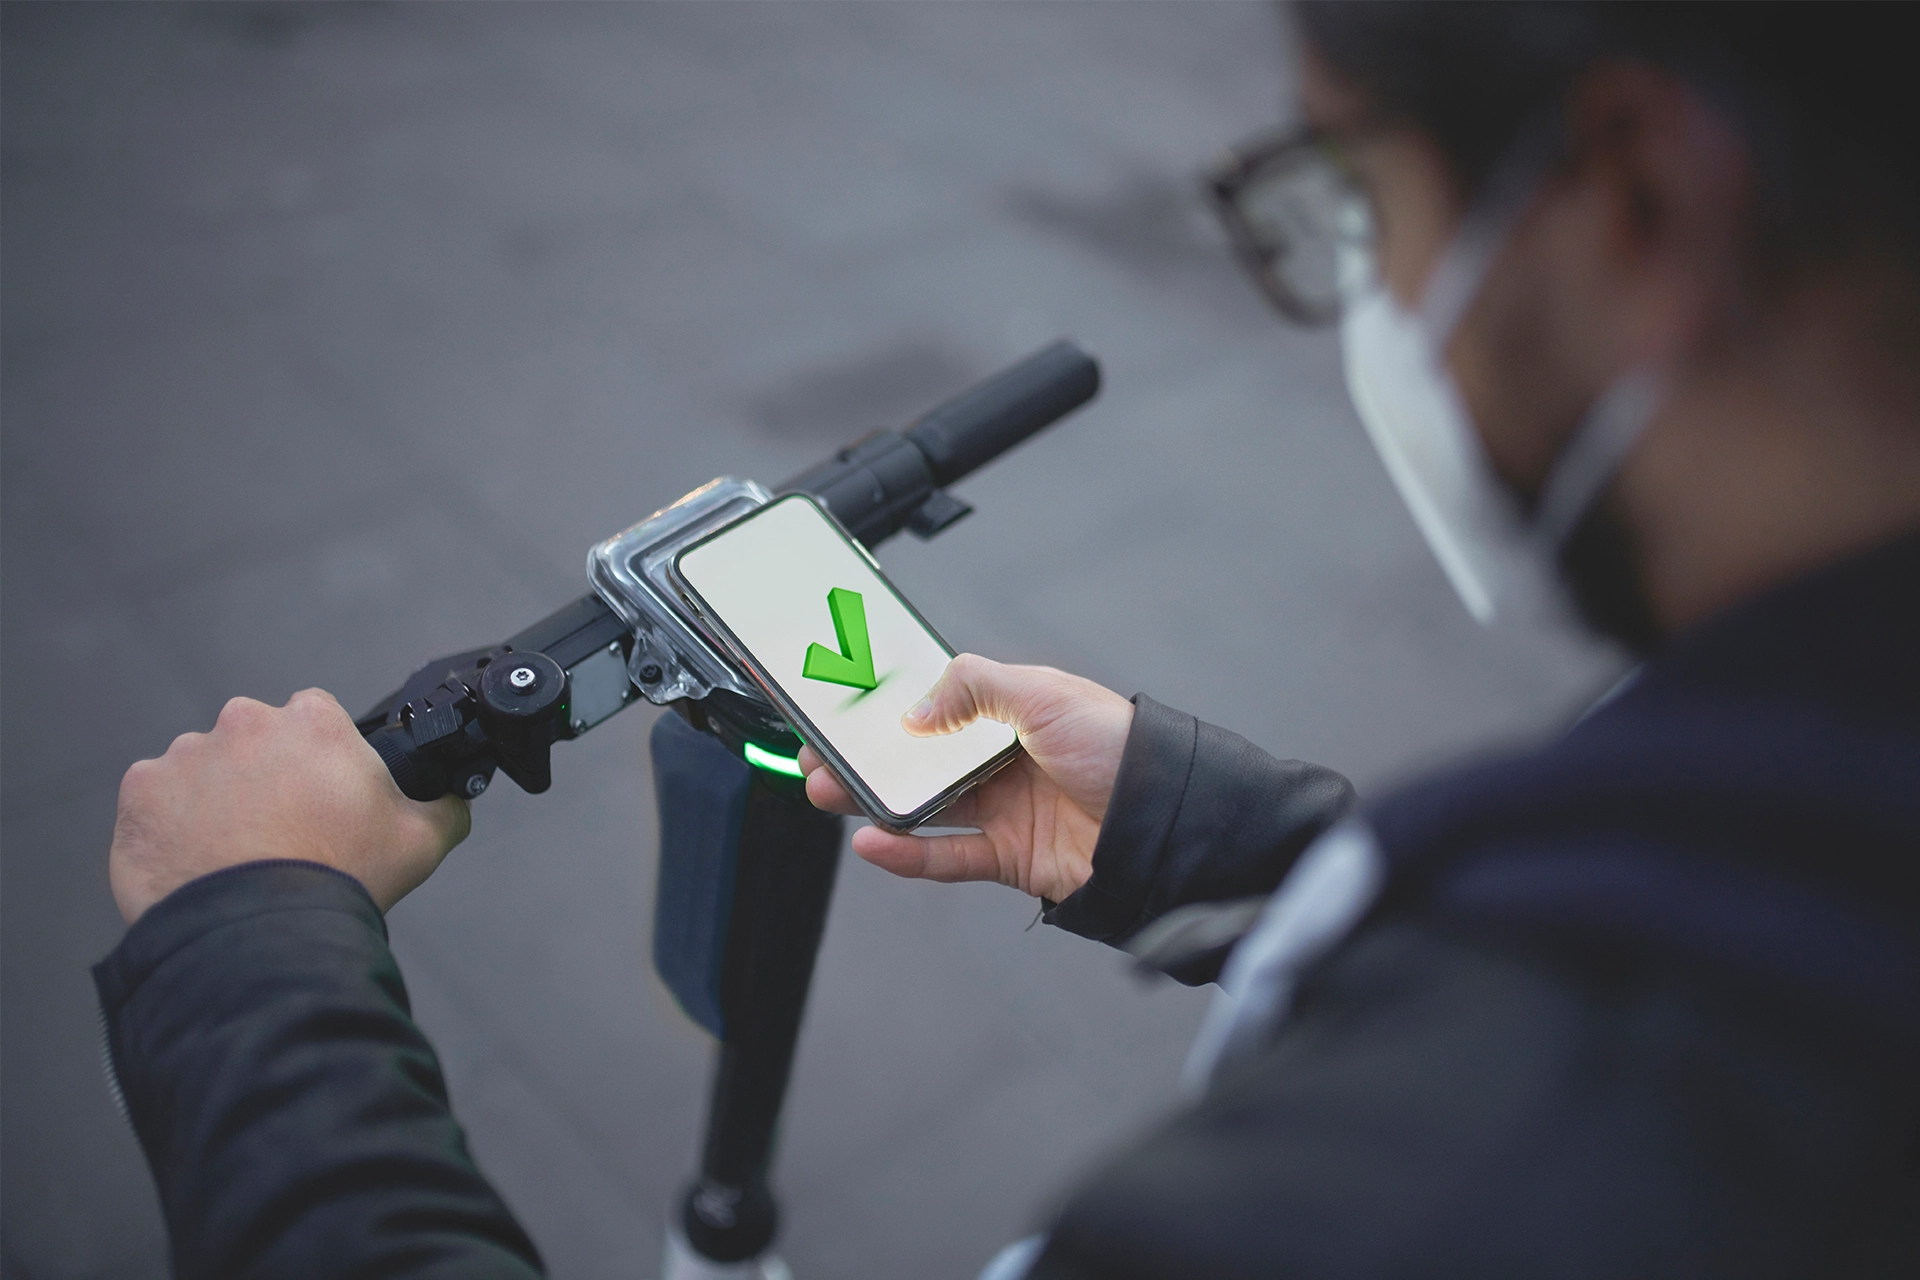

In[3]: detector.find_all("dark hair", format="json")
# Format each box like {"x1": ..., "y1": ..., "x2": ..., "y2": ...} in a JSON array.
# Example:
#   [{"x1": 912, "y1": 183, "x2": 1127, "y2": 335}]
[{"x1": 1295, "y1": 1, "x2": 1920, "y2": 281}]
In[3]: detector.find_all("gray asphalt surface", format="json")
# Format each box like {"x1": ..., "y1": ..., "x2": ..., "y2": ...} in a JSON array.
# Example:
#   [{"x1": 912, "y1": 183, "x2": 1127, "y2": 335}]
[{"x1": 0, "y1": 5, "x2": 1621, "y2": 1277}]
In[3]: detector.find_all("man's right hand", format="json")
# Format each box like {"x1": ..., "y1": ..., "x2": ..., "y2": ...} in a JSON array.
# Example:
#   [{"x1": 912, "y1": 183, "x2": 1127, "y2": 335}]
[
  {"x1": 799, "y1": 654, "x2": 1134, "y2": 903},
  {"x1": 110, "y1": 688, "x2": 471, "y2": 924}
]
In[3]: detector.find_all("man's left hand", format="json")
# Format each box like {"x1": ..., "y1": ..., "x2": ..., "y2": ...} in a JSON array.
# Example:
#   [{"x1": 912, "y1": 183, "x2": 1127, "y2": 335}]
[{"x1": 109, "y1": 688, "x2": 471, "y2": 923}]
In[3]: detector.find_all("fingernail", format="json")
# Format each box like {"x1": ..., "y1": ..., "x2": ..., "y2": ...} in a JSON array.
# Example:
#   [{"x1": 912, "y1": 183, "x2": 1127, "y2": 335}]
[{"x1": 906, "y1": 698, "x2": 933, "y2": 724}]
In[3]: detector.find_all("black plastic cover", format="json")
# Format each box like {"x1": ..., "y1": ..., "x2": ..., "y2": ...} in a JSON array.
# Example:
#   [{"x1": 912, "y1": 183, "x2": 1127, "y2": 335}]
[{"x1": 650, "y1": 711, "x2": 752, "y2": 1038}]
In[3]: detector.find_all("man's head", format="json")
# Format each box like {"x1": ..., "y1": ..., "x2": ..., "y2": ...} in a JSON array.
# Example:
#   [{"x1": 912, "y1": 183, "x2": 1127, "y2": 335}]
[{"x1": 1275, "y1": 2, "x2": 1920, "y2": 648}]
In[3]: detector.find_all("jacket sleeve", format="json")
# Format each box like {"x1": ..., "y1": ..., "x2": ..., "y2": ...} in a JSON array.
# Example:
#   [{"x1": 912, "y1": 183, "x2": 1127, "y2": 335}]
[
  {"x1": 92, "y1": 860, "x2": 544, "y2": 1280},
  {"x1": 1044, "y1": 695, "x2": 1355, "y2": 952}
]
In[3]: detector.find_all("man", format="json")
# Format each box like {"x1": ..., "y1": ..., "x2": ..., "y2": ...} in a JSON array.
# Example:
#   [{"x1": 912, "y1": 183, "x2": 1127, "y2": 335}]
[{"x1": 99, "y1": 4, "x2": 1919, "y2": 1277}]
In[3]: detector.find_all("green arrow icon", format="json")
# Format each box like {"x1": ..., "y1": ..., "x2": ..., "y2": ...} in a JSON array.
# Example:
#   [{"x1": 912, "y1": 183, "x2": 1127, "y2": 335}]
[{"x1": 802, "y1": 587, "x2": 877, "y2": 690}]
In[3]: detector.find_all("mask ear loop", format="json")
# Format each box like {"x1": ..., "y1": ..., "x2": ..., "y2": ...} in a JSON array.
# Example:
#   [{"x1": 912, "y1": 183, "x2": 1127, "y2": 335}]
[
  {"x1": 1533, "y1": 370, "x2": 1666, "y2": 548},
  {"x1": 1417, "y1": 115, "x2": 1568, "y2": 344},
  {"x1": 1412, "y1": 112, "x2": 1664, "y2": 556}
]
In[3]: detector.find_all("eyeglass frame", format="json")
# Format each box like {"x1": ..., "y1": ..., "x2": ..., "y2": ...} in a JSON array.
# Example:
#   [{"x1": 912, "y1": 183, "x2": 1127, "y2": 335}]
[{"x1": 1200, "y1": 123, "x2": 1372, "y2": 328}]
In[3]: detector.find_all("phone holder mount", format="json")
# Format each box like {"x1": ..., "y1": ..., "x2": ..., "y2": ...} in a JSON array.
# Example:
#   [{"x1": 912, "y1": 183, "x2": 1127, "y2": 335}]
[
  {"x1": 354, "y1": 340, "x2": 1101, "y2": 1279},
  {"x1": 589, "y1": 477, "x2": 779, "y2": 719}
]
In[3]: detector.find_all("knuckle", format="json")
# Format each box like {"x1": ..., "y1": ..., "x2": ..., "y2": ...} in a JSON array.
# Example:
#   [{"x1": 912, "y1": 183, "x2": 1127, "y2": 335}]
[
  {"x1": 119, "y1": 756, "x2": 157, "y2": 796},
  {"x1": 293, "y1": 690, "x2": 353, "y2": 737},
  {"x1": 945, "y1": 653, "x2": 994, "y2": 701},
  {"x1": 217, "y1": 696, "x2": 268, "y2": 731},
  {"x1": 949, "y1": 653, "x2": 1015, "y2": 719},
  {"x1": 290, "y1": 687, "x2": 342, "y2": 720},
  {"x1": 1018, "y1": 665, "x2": 1085, "y2": 714}
]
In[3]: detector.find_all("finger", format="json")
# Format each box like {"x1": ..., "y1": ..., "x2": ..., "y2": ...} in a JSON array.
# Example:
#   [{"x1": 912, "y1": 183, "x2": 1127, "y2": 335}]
[
  {"x1": 288, "y1": 686, "x2": 342, "y2": 710},
  {"x1": 796, "y1": 744, "x2": 825, "y2": 775},
  {"x1": 900, "y1": 652, "x2": 999, "y2": 736},
  {"x1": 804, "y1": 765, "x2": 863, "y2": 816},
  {"x1": 901, "y1": 653, "x2": 1044, "y2": 738},
  {"x1": 410, "y1": 794, "x2": 472, "y2": 854},
  {"x1": 918, "y1": 787, "x2": 981, "y2": 829},
  {"x1": 850, "y1": 825, "x2": 1005, "y2": 885}
]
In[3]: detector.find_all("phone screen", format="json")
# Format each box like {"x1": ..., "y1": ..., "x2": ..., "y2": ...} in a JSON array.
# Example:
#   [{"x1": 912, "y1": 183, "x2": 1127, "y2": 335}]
[{"x1": 676, "y1": 495, "x2": 1018, "y2": 821}]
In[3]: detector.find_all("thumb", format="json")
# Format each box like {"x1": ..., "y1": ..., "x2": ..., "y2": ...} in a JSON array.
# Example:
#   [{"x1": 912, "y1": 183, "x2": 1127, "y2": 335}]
[
  {"x1": 410, "y1": 793, "x2": 473, "y2": 856},
  {"x1": 903, "y1": 654, "x2": 1035, "y2": 737}
]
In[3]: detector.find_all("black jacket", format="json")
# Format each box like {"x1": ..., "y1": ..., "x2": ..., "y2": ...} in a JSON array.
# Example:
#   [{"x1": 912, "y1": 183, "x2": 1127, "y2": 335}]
[
  {"x1": 1030, "y1": 531, "x2": 1920, "y2": 1278},
  {"x1": 96, "y1": 533, "x2": 1920, "y2": 1278}
]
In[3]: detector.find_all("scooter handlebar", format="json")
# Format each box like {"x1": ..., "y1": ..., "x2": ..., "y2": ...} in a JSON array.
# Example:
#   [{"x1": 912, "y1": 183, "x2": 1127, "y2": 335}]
[
  {"x1": 906, "y1": 339, "x2": 1099, "y2": 488},
  {"x1": 359, "y1": 339, "x2": 1102, "y2": 801},
  {"x1": 779, "y1": 339, "x2": 1100, "y2": 547}
]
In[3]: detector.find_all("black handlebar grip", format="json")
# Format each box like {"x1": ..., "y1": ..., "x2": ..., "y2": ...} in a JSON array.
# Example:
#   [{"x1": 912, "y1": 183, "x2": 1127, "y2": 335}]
[
  {"x1": 904, "y1": 340, "x2": 1099, "y2": 488},
  {"x1": 367, "y1": 723, "x2": 439, "y2": 802}
]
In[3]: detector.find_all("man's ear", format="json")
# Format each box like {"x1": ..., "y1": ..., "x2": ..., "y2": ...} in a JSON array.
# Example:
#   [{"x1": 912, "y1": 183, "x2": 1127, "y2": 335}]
[
  {"x1": 1565, "y1": 60, "x2": 1751, "y2": 369},
  {"x1": 1447, "y1": 60, "x2": 1752, "y2": 502}
]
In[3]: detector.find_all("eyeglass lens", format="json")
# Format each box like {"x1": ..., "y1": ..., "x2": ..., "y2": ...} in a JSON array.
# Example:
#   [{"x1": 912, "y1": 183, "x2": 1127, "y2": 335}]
[{"x1": 1235, "y1": 149, "x2": 1369, "y2": 319}]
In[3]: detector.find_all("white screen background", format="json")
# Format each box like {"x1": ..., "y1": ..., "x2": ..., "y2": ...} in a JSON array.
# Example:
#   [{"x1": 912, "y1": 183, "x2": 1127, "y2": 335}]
[{"x1": 677, "y1": 497, "x2": 1017, "y2": 818}]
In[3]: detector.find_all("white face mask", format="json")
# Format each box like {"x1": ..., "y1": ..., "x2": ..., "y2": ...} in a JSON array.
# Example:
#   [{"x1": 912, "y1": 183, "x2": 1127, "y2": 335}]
[{"x1": 1338, "y1": 177, "x2": 1663, "y2": 628}]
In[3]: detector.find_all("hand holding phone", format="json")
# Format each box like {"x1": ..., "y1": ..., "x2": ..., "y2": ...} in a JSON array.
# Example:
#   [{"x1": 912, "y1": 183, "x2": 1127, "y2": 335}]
[
  {"x1": 800, "y1": 654, "x2": 1135, "y2": 904},
  {"x1": 675, "y1": 495, "x2": 1027, "y2": 829}
]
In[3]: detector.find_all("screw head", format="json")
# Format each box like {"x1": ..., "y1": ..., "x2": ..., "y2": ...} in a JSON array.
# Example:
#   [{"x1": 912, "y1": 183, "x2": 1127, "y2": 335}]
[
  {"x1": 571, "y1": 719, "x2": 587, "y2": 735},
  {"x1": 608, "y1": 641, "x2": 622, "y2": 655},
  {"x1": 638, "y1": 662, "x2": 663, "y2": 684},
  {"x1": 464, "y1": 774, "x2": 489, "y2": 797},
  {"x1": 508, "y1": 665, "x2": 537, "y2": 691}
]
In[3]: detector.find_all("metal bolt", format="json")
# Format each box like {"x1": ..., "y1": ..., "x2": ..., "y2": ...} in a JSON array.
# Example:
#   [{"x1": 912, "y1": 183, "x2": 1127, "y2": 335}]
[
  {"x1": 608, "y1": 641, "x2": 622, "y2": 655},
  {"x1": 571, "y1": 719, "x2": 587, "y2": 735},
  {"x1": 508, "y1": 665, "x2": 537, "y2": 691},
  {"x1": 638, "y1": 662, "x2": 663, "y2": 684},
  {"x1": 464, "y1": 774, "x2": 489, "y2": 797}
]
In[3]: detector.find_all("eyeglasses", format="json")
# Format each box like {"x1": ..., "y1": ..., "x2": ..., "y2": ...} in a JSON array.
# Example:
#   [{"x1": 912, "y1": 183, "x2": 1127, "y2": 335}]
[{"x1": 1201, "y1": 125, "x2": 1376, "y2": 326}]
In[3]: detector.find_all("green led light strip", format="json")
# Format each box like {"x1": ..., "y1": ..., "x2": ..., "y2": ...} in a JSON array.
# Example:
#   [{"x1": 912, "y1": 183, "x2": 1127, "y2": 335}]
[{"x1": 743, "y1": 742, "x2": 804, "y2": 778}]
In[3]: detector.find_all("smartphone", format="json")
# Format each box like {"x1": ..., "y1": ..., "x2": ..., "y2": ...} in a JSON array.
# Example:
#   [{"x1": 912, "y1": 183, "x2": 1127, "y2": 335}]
[{"x1": 673, "y1": 493, "x2": 1019, "y2": 829}]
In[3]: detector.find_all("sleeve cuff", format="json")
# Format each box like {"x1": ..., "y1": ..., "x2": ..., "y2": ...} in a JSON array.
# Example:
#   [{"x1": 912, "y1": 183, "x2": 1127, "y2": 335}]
[
  {"x1": 94, "y1": 860, "x2": 383, "y2": 1013},
  {"x1": 1044, "y1": 695, "x2": 1197, "y2": 942},
  {"x1": 1045, "y1": 695, "x2": 1356, "y2": 947}
]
